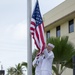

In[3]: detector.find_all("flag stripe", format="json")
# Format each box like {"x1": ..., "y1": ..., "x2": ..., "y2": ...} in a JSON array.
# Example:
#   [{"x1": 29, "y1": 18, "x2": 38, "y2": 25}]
[
  {"x1": 33, "y1": 31, "x2": 40, "y2": 49},
  {"x1": 37, "y1": 25, "x2": 43, "y2": 49},
  {"x1": 31, "y1": 22, "x2": 35, "y2": 27}
]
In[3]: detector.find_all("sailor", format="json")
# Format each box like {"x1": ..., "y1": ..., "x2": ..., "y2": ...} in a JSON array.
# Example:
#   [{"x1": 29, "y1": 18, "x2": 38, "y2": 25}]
[
  {"x1": 41, "y1": 43, "x2": 55, "y2": 75},
  {"x1": 33, "y1": 52, "x2": 43, "y2": 75}
]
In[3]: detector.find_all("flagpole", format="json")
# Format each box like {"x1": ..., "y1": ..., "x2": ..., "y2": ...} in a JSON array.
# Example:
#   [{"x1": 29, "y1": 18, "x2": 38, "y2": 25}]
[{"x1": 27, "y1": 0, "x2": 32, "y2": 75}]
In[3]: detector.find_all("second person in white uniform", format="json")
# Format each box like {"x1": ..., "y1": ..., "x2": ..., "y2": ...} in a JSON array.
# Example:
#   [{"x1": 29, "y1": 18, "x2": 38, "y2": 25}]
[{"x1": 33, "y1": 53, "x2": 43, "y2": 75}]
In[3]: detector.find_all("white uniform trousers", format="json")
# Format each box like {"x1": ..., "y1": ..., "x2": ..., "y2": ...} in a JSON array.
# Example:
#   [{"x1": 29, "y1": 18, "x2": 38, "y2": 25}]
[
  {"x1": 35, "y1": 71, "x2": 41, "y2": 75},
  {"x1": 41, "y1": 70, "x2": 52, "y2": 75}
]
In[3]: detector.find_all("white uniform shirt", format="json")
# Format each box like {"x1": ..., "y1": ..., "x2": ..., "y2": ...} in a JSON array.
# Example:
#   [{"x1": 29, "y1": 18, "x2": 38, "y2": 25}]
[
  {"x1": 41, "y1": 49, "x2": 54, "y2": 72},
  {"x1": 33, "y1": 55, "x2": 43, "y2": 72}
]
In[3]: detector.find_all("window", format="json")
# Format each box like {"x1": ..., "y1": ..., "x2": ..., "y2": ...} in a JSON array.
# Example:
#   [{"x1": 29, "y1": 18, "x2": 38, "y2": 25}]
[
  {"x1": 56, "y1": 26, "x2": 60, "y2": 37},
  {"x1": 69, "y1": 19, "x2": 74, "y2": 33},
  {"x1": 46, "y1": 31, "x2": 50, "y2": 40}
]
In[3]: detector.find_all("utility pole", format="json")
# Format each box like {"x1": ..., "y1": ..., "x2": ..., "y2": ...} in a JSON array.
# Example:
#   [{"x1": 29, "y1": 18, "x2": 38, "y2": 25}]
[{"x1": 27, "y1": 0, "x2": 32, "y2": 75}]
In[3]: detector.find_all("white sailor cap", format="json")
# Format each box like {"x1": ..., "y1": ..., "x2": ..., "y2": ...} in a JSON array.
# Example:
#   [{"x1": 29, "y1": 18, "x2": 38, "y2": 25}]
[{"x1": 48, "y1": 43, "x2": 55, "y2": 48}]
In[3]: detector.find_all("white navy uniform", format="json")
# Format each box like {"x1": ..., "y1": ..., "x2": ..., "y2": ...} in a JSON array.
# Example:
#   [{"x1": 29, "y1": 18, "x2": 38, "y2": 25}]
[
  {"x1": 41, "y1": 49, "x2": 54, "y2": 75},
  {"x1": 33, "y1": 55, "x2": 43, "y2": 75}
]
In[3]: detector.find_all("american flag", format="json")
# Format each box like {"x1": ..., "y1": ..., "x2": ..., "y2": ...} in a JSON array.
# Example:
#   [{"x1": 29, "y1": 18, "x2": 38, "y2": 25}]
[{"x1": 30, "y1": 0, "x2": 46, "y2": 54}]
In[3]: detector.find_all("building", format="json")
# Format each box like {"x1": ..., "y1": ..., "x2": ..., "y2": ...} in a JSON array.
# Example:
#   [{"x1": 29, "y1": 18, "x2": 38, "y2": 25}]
[{"x1": 43, "y1": 0, "x2": 75, "y2": 75}]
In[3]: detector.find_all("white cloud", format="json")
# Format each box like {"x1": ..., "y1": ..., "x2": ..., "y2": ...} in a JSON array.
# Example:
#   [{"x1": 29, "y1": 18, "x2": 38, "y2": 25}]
[
  {"x1": 0, "y1": 0, "x2": 27, "y2": 25},
  {"x1": 0, "y1": 21, "x2": 27, "y2": 74},
  {"x1": 0, "y1": 21, "x2": 27, "y2": 41},
  {"x1": 0, "y1": 0, "x2": 27, "y2": 74},
  {"x1": 12, "y1": 22, "x2": 27, "y2": 40}
]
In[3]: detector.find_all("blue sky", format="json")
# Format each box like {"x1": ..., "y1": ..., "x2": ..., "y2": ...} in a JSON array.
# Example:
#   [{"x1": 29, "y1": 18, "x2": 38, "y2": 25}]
[{"x1": 0, "y1": 0, "x2": 65, "y2": 74}]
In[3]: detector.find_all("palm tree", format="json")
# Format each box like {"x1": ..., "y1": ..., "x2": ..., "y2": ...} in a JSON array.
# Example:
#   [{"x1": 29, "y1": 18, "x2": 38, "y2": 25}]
[
  {"x1": 14, "y1": 63, "x2": 24, "y2": 75},
  {"x1": 7, "y1": 62, "x2": 27, "y2": 75},
  {"x1": 7, "y1": 67, "x2": 15, "y2": 75},
  {"x1": 21, "y1": 62, "x2": 27, "y2": 73},
  {"x1": 21, "y1": 62, "x2": 27, "y2": 68},
  {"x1": 47, "y1": 36, "x2": 75, "y2": 75}
]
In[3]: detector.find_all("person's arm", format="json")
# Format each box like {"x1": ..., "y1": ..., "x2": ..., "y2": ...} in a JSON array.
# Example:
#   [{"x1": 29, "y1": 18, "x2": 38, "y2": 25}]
[
  {"x1": 43, "y1": 49, "x2": 48, "y2": 58},
  {"x1": 48, "y1": 51, "x2": 54, "y2": 59},
  {"x1": 32, "y1": 57, "x2": 38, "y2": 67},
  {"x1": 37, "y1": 55, "x2": 43, "y2": 61},
  {"x1": 43, "y1": 49, "x2": 54, "y2": 59}
]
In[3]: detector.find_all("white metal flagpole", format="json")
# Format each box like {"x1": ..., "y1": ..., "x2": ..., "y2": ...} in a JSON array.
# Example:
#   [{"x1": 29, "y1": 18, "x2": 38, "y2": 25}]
[{"x1": 27, "y1": 0, "x2": 32, "y2": 75}]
